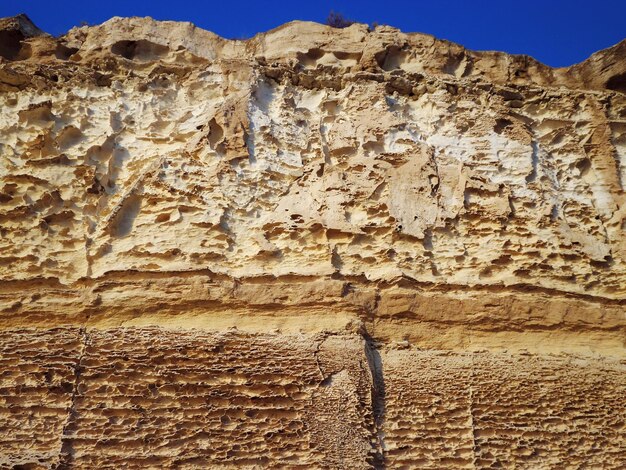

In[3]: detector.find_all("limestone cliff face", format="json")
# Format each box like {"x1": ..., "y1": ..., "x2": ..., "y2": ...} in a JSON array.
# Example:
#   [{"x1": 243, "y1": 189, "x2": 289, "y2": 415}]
[{"x1": 0, "y1": 14, "x2": 625, "y2": 469}]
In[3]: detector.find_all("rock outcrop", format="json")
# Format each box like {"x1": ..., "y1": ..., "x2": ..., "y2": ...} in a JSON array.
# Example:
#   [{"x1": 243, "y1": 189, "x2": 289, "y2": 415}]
[{"x1": 0, "y1": 14, "x2": 624, "y2": 468}]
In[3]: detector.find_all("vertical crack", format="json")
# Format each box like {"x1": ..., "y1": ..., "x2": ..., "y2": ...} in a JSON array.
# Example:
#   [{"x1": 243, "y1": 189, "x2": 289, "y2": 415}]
[
  {"x1": 364, "y1": 333, "x2": 386, "y2": 469},
  {"x1": 313, "y1": 335, "x2": 328, "y2": 382},
  {"x1": 54, "y1": 327, "x2": 89, "y2": 470},
  {"x1": 468, "y1": 354, "x2": 479, "y2": 469}
]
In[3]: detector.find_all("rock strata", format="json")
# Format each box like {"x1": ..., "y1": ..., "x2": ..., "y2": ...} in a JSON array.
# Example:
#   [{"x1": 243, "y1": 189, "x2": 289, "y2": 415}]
[{"x1": 0, "y1": 14, "x2": 625, "y2": 468}]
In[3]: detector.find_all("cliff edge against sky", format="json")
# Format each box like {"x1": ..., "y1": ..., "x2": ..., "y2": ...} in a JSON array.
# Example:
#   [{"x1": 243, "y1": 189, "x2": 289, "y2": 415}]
[{"x1": 0, "y1": 14, "x2": 625, "y2": 468}]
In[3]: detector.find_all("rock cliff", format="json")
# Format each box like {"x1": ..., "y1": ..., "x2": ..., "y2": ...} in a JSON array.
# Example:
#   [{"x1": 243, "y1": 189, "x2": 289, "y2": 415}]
[{"x1": 0, "y1": 14, "x2": 625, "y2": 468}]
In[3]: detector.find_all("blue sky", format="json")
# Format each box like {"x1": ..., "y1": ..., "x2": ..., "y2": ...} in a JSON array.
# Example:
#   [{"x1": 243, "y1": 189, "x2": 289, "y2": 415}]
[{"x1": 2, "y1": 0, "x2": 624, "y2": 67}]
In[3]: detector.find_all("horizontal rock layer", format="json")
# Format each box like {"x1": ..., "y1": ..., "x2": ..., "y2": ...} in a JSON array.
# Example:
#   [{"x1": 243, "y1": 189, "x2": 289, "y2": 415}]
[
  {"x1": 1, "y1": 16, "x2": 625, "y2": 299},
  {"x1": 0, "y1": 14, "x2": 625, "y2": 469},
  {"x1": 1, "y1": 328, "x2": 625, "y2": 469},
  {"x1": 0, "y1": 328, "x2": 376, "y2": 468},
  {"x1": 382, "y1": 349, "x2": 626, "y2": 469}
]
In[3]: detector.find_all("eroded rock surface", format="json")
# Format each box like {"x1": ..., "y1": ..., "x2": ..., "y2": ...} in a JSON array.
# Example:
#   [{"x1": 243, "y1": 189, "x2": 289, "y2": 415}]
[
  {"x1": 0, "y1": 14, "x2": 625, "y2": 469},
  {"x1": 381, "y1": 349, "x2": 626, "y2": 468},
  {"x1": 0, "y1": 328, "x2": 376, "y2": 468}
]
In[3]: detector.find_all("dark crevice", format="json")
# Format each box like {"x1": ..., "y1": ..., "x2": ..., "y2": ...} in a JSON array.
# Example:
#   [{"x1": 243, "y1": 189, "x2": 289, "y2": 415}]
[
  {"x1": 110, "y1": 40, "x2": 169, "y2": 61},
  {"x1": 363, "y1": 333, "x2": 386, "y2": 469},
  {"x1": 525, "y1": 141, "x2": 539, "y2": 183},
  {"x1": 54, "y1": 328, "x2": 89, "y2": 470},
  {"x1": 606, "y1": 72, "x2": 626, "y2": 94},
  {"x1": 0, "y1": 29, "x2": 26, "y2": 60},
  {"x1": 55, "y1": 44, "x2": 79, "y2": 61}
]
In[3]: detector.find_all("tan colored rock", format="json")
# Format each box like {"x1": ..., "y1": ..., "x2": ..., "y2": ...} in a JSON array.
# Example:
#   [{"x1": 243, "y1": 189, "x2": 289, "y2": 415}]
[
  {"x1": 2, "y1": 16, "x2": 625, "y2": 296},
  {"x1": 0, "y1": 328, "x2": 377, "y2": 468},
  {"x1": 381, "y1": 348, "x2": 626, "y2": 469},
  {"x1": 0, "y1": 14, "x2": 625, "y2": 468}
]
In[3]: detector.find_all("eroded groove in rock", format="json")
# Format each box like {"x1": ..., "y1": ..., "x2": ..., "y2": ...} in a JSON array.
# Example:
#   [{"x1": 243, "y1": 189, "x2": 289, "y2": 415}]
[{"x1": 364, "y1": 336, "x2": 386, "y2": 469}]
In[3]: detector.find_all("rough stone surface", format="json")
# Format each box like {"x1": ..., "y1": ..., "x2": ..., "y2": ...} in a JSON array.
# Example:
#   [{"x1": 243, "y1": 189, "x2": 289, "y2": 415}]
[
  {"x1": 0, "y1": 328, "x2": 376, "y2": 468},
  {"x1": 0, "y1": 14, "x2": 625, "y2": 468},
  {"x1": 381, "y1": 349, "x2": 626, "y2": 469}
]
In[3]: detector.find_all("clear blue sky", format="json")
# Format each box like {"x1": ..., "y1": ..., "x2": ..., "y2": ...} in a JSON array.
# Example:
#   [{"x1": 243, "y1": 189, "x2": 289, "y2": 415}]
[{"x1": 2, "y1": 0, "x2": 624, "y2": 67}]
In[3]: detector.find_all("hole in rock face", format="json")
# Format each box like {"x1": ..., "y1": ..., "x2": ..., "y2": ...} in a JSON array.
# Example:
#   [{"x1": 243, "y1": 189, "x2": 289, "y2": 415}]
[
  {"x1": 305, "y1": 48, "x2": 324, "y2": 61},
  {"x1": 296, "y1": 48, "x2": 325, "y2": 67},
  {"x1": 110, "y1": 40, "x2": 170, "y2": 61},
  {"x1": 375, "y1": 45, "x2": 415, "y2": 72},
  {"x1": 55, "y1": 43, "x2": 79, "y2": 60},
  {"x1": 494, "y1": 118, "x2": 513, "y2": 134},
  {"x1": 0, "y1": 29, "x2": 27, "y2": 60},
  {"x1": 606, "y1": 72, "x2": 626, "y2": 94},
  {"x1": 207, "y1": 118, "x2": 224, "y2": 150},
  {"x1": 56, "y1": 126, "x2": 83, "y2": 151},
  {"x1": 18, "y1": 101, "x2": 55, "y2": 124},
  {"x1": 375, "y1": 46, "x2": 399, "y2": 70},
  {"x1": 575, "y1": 157, "x2": 591, "y2": 176}
]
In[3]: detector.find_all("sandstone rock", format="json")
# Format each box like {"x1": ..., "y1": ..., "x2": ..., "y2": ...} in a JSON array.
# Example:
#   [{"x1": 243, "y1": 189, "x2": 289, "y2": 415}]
[{"x1": 0, "y1": 14, "x2": 624, "y2": 468}]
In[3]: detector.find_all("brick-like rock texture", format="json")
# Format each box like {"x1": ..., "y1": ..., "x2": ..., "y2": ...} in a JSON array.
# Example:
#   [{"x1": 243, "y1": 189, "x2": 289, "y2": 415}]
[
  {"x1": 381, "y1": 349, "x2": 626, "y2": 469},
  {"x1": 0, "y1": 328, "x2": 83, "y2": 468},
  {"x1": 1, "y1": 328, "x2": 377, "y2": 469}
]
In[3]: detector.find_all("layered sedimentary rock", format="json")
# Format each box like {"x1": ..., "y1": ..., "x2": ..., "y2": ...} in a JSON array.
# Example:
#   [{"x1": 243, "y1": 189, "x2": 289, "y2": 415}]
[
  {"x1": 0, "y1": 327, "x2": 377, "y2": 468},
  {"x1": 382, "y1": 349, "x2": 626, "y2": 468},
  {"x1": 0, "y1": 13, "x2": 625, "y2": 468}
]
